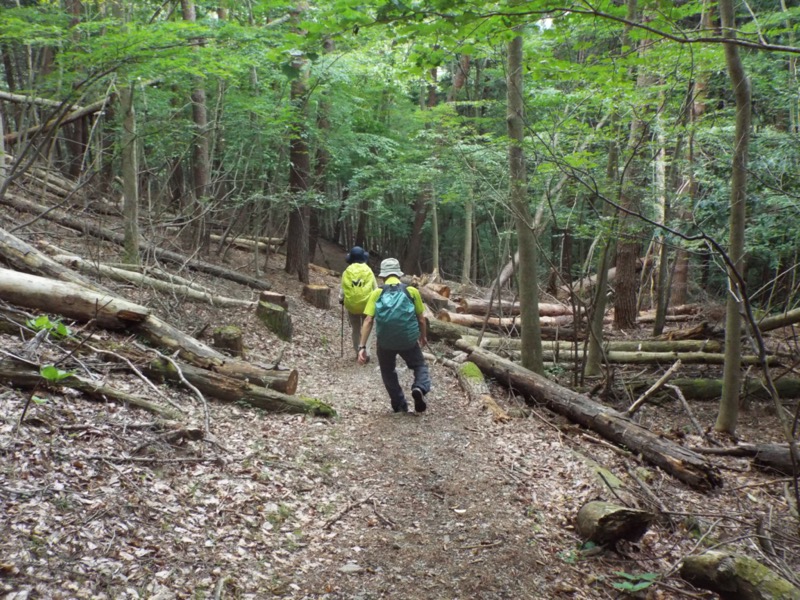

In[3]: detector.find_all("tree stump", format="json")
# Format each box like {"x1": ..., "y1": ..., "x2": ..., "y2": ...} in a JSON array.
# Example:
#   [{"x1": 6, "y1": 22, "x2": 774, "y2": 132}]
[
  {"x1": 680, "y1": 551, "x2": 800, "y2": 600},
  {"x1": 302, "y1": 284, "x2": 331, "y2": 309},
  {"x1": 259, "y1": 290, "x2": 288, "y2": 310},
  {"x1": 576, "y1": 501, "x2": 654, "y2": 545},
  {"x1": 256, "y1": 301, "x2": 292, "y2": 341},
  {"x1": 213, "y1": 325, "x2": 245, "y2": 358}
]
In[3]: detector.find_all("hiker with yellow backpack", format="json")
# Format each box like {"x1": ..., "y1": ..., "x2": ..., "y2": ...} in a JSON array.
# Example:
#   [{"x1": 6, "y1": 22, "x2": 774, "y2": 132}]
[{"x1": 340, "y1": 246, "x2": 377, "y2": 362}]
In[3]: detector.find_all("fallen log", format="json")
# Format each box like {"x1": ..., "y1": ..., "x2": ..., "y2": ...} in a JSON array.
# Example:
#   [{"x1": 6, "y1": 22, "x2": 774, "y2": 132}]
[
  {"x1": 456, "y1": 361, "x2": 510, "y2": 423},
  {"x1": 692, "y1": 443, "x2": 798, "y2": 476},
  {"x1": 0, "y1": 267, "x2": 150, "y2": 328},
  {"x1": 0, "y1": 267, "x2": 298, "y2": 394},
  {"x1": 503, "y1": 348, "x2": 777, "y2": 366},
  {"x1": 456, "y1": 342, "x2": 723, "y2": 490},
  {"x1": 0, "y1": 228, "x2": 109, "y2": 294},
  {"x1": 423, "y1": 282, "x2": 450, "y2": 298},
  {"x1": 52, "y1": 254, "x2": 255, "y2": 308},
  {"x1": 576, "y1": 501, "x2": 654, "y2": 545},
  {"x1": 145, "y1": 357, "x2": 333, "y2": 417},
  {"x1": 427, "y1": 318, "x2": 500, "y2": 344},
  {"x1": 137, "y1": 315, "x2": 297, "y2": 394},
  {"x1": 680, "y1": 551, "x2": 800, "y2": 600},
  {"x1": 658, "y1": 378, "x2": 800, "y2": 401},
  {"x1": 210, "y1": 233, "x2": 282, "y2": 251},
  {"x1": 457, "y1": 298, "x2": 575, "y2": 317},
  {"x1": 437, "y1": 309, "x2": 573, "y2": 331},
  {"x1": 463, "y1": 336, "x2": 723, "y2": 353},
  {"x1": 0, "y1": 192, "x2": 271, "y2": 290},
  {"x1": 0, "y1": 358, "x2": 181, "y2": 420},
  {"x1": 758, "y1": 306, "x2": 800, "y2": 332},
  {"x1": 419, "y1": 285, "x2": 452, "y2": 312}
]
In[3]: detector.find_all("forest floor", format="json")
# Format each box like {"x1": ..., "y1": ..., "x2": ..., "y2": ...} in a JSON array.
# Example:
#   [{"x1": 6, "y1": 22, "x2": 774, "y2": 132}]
[{"x1": 1, "y1": 225, "x2": 799, "y2": 600}]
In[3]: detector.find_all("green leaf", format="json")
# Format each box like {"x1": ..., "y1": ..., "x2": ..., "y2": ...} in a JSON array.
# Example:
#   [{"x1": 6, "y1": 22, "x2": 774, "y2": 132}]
[{"x1": 40, "y1": 365, "x2": 73, "y2": 383}]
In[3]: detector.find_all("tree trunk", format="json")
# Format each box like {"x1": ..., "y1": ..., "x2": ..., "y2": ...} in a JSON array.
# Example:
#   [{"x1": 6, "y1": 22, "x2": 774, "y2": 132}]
[
  {"x1": 52, "y1": 254, "x2": 254, "y2": 308},
  {"x1": 301, "y1": 284, "x2": 331, "y2": 309},
  {"x1": 507, "y1": 32, "x2": 543, "y2": 374},
  {"x1": 146, "y1": 357, "x2": 333, "y2": 417},
  {"x1": 256, "y1": 301, "x2": 293, "y2": 341},
  {"x1": 0, "y1": 358, "x2": 182, "y2": 420},
  {"x1": 119, "y1": 82, "x2": 141, "y2": 265},
  {"x1": 717, "y1": 0, "x2": 751, "y2": 435},
  {"x1": 181, "y1": 0, "x2": 211, "y2": 252},
  {"x1": 0, "y1": 267, "x2": 149, "y2": 328},
  {"x1": 457, "y1": 343, "x2": 723, "y2": 490},
  {"x1": 0, "y1": 227, "x2": 109, "y2": 293},
  {"x1": 680, "y1": 551, "x2": 800, "y2": 600},
  {"x1": 0, "y1": 193, "x2": 271, "y2": 290},
  {"x1": 284, "y1": 3, "x2": 311, "y2": 283},
  {"x1": 576, "y1": 501, "x2": 654, "y2": 545}
]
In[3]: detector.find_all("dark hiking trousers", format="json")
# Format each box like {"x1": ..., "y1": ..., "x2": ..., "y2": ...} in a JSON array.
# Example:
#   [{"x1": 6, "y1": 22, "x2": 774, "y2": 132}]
[{"x1": 376, "y1": 343, "x2": 432, "y2": 412}]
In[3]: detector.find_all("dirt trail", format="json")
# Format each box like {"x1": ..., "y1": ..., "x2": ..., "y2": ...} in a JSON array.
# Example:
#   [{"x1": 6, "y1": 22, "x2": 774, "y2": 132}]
[{"x1": 265, "y1": 296, "x2": 595, "y2": 600}]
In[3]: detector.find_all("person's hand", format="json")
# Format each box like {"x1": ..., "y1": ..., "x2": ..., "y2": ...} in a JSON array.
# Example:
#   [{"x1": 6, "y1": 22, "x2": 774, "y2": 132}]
[
  {"x1": 338, "y1": 297, "x2": 344, "y2": 305},
  {"x1": 357, "y1": 348, "x2": 367, "y2": 365},
  {"x1": 418, "y1": 335, "x2": 428, "y2": 348}
]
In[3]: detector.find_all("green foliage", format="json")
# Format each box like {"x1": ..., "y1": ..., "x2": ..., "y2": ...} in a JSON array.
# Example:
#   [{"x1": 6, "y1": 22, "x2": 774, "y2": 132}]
[
  {"x1": 26, "y1": 316, "x2": 72, "y2": 339},
  {"x1": 612, "y1": 571, "x2": 658, "y2": 594},
  {"x1": 39, "y1": 365, "x2": 73, "y2": 383}
]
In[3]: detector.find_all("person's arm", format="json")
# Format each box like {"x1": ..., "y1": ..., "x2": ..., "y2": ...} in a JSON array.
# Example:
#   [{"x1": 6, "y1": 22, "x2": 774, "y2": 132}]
[
  {"x1": 417, "y1": 313, "x2": 427, "y2": 348},
  {"x1": 357, "y1": 315, "x2": 374, "y2": 364}
]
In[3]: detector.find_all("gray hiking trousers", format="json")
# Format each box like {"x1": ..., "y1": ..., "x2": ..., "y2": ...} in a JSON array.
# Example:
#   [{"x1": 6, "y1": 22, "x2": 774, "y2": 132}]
[
  {"x1": 347, "y1": 311, "x2": 371, "y2": 357},
  {"x1": 376, "y1": 343, "x2": 431, "y2": 412}
]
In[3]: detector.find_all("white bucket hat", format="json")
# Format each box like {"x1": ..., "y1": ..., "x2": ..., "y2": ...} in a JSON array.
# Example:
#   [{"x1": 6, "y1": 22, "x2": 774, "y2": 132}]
[{"x1": 379, "y1": 258, "x2": 403, "y2": 278}]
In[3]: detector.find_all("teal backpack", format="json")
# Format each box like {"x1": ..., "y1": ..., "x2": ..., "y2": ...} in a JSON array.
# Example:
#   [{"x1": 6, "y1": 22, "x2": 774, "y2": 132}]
[{"x1": 374, "y1": 283, "x2": 419, "y2": 351}]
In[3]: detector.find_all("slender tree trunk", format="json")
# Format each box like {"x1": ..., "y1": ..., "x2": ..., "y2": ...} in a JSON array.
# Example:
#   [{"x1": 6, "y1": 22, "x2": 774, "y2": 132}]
[
  {"x1": 716, "y1": 0, "x2": 751, "y2": 434},
  {"x1": 181, "y1": 0, "x2": 211, "y2": 253},
  {"x1": 586, "y1": 130, "x2": 619, "y2": 377},
  {"x1": 120, "y1": 82, "x2": 139, "y2": 265},
  {"x1": 507, "y1": 32, "x2": 543, "y2": 374},
  {"x1": 284, "y1": 6, "x2": 311, "y2": 283},
  {"x1": 461, "y1": 195, "x2": 473, "y2": 284}
]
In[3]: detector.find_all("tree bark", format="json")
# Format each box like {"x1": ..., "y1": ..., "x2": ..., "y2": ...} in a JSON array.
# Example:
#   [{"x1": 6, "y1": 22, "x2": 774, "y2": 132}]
[
  {"x1": 0, "y1": 267, "x2": 149, "y2": 328},
  {"x1": 457, "y1": 343, "x2": 723, "y2": 489},
  {"x1": 717, "y1": 0, "x2": 752, "y2": 435},
  {"x1": 52, "y1": 254, "x2": 254, "y2": 308},
  {"x1": 680, "y1": 551, "x2": 800, "y2": 600},
  {"x1": 0, "y1": 193, "x2": 271, "y2": 290},
  {"x1": 0, "y1": 357, "x2": 182, "y2": 420},
  {"x1": 283, "y1": 3, "x2": 311, "y2": 283},
  {"x1": 145, "y1": 357, "x2": 333, "y2": 417},
  {"x1": 576, "y1": 501, "x2": 654, "y2": 545},
  {"x1": 0, "y1": 227, "x2": 109, "y2": 293},
  {"x1": 301, "y1": 284, "x2": 331, "y2": 309},
  {"x1": 507, "y1": 31, "x2": 544, "y2": 374}
]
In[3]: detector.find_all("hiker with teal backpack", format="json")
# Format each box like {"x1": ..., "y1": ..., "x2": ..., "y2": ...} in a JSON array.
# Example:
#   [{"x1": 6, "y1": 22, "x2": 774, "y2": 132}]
[
  {"x1": 340, "y1": 246, "x2": 377, "y2": 362},
  {"x1": 357, "y1": 258, "x2": 432, "y2": 413}
]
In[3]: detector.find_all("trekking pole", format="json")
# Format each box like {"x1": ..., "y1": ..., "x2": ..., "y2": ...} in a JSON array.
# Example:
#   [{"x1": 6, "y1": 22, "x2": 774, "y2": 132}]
[{"x1": 340, "y1": 302, "x2": 344, "y2": 357}]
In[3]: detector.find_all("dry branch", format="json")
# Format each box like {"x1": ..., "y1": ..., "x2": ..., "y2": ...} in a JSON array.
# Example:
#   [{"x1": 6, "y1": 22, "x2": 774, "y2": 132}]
[{"x1": 0, "y1": 357, "x2": 181, "y2": 420}]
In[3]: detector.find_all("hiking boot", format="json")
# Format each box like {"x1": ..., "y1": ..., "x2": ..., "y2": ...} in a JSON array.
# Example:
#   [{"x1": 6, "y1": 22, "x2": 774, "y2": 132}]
[
  {"x1": 411, "y1": 387, "x2": 426, "y2": 413},
  {"x1": 392, "y1": 400, "x2": 409, "y2": 413}
]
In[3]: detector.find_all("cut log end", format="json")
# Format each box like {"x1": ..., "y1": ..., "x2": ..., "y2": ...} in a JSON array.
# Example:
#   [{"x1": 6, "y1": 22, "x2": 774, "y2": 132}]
[
  {"x1": 576, "y1": 501, "x2": 654, "y2": 545},
  {"x1": 256, "y1": 301, "x2": 293, "y2": 342},
  {"x1": 302, "y1": 284, "x2": 331, "y2": 309}
]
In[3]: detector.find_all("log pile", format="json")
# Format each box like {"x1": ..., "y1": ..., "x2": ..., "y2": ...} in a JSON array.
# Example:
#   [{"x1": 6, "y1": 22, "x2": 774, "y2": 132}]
[{"x1": 0, "y1": 247, "x2": 326, "y2": 416}]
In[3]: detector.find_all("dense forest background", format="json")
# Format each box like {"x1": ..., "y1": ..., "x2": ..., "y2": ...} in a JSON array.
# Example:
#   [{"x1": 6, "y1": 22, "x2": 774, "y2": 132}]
[{"x1": 1, "y1": 0, "x2": 800, "y2": 425}]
